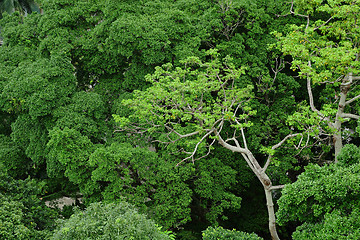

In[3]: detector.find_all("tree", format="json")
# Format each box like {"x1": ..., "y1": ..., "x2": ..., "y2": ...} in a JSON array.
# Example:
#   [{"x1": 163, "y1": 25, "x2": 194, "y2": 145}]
[
  {"x1": 277, "y1": 145, "x2": 360, "y2": 239},
  {"x1": 275, "y1": 0, "x2": 360, "y2": 161},
  {"x1": 51, "y1": 201, "x2": 174, "y2": 240},
  {"x1": 116, "y1": 50, "x2": 302, "y2": 240}
]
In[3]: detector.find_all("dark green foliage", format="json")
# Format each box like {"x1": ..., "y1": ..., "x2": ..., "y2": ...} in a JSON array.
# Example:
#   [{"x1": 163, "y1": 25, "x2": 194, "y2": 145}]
[
  {"x1": 0, "y1": 165, "x2": 58, "y2": 239},
  {"x1": 292, "y1": 210, "x2": 360, "y2": 240},
  {"x1": 0, "y1": 134, "x2": 29, "y2": 178},
  {"x1": 193, "y1": 157, "x2": 242, "y2": 224},
  {"x1": 277, "y1": 161, "x2": 360, "y2": 238},
  {"x1": 88, "y1": 142, "x2": 193, "y2": 228},
  {"x1": 51, "y1": 201, "x2": 173, "y2": 240},
  {"x1": 46, "y1": 127, "x2": 95, "y2": 187},
  {"x1": 337, "y1": 144, "x2": 360, "y2": 167},
  {"x1": 202, "y1": 226, "x2": 263, "y2": 240}
]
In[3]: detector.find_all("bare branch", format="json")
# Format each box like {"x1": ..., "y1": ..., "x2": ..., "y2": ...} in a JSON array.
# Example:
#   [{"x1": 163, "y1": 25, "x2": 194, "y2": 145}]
[
  {"x1": 307, "y1": 74, "x2": 325, "y2": 119},
  {"x1": 176, "y1": 129, "x2": 214, "y2": 166},
  {"x1": 341, "y1": 113, "x2": 360, "y2": 120},
  {"x1": 241, "y1": 152, "x2": 257, "y2": 173},
  {"x1": 294, "y1": 133, "x2": 310, "y2": 156},
  {"x1": 313, "y1": 16, "x2": 333, "y2": 31},
  {"x1": 241, "y1": 128, "x2": 248, "y2": 149},
  {"x1": 345, "y1": 94, "x2": 360, "y2": 105},
  {"x1": 269, "y1": 185, "x2": 285, "y2": 190},
  {"x1": 165, "y1": 125, "x2": 200, "y2": 139},
  {"x1": 263, "y1": 133, "x2": 301, "y2": 172},
  {"x1": 215, "y1": 127, "x2": 247, "y2": 153}
]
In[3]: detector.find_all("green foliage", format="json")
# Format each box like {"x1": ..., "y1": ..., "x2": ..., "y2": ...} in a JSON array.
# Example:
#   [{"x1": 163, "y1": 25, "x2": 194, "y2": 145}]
[
  {"x1": 194, "y1": 158, "x2": 242, "y2": 224},
  {"x1": 118, "y1": 51, "x2": 253, "y2": 149},
  {"x1": 202, "y1": 226, "x2": 263, "y2": 240},
  {"x1": 53, "y1": 91, "x2": 109, "y2": 142},
  {"x1": 88, "y1": 142, "x2": 193, "y2": 228},
  {"x1": 337, "y1": 144, "x2": 360, "y2": 167},
  {"x1": 278, "y1": 163, "x2": 360, "y2": 224},
  {"x1": 292, "y1": 209, "x2": 360, "y2": 240},
  {"x1": 47, "y1": 127, "x2": 95, "y2": 186},
  {"x1": 277, "y1": 160, "x2": 360, "y2": 238},
  {"x1": 0, "y1": 134, "x2": 29, "y2": 178},
  {"x1": 0, "y1": 0, "x2": 332, "y2": 238},
  {"x1": 51, "y1": 201, "x2": 173, "y2": 240},
  {"x1": 0, "y1": 165, "x2": 58, "y2": 239}
]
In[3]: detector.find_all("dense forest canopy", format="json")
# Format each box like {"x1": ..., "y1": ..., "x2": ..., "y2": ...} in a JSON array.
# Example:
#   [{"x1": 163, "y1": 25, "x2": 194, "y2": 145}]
[{"x1": 0, "y1": 0, "x2": 360, "y2": 239}]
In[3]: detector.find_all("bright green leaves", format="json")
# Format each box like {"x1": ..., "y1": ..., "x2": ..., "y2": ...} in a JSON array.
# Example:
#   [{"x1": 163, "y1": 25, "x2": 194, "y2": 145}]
[
  {"x1": 119, "y1": 51, "x2": 252, "y2": 135},
  {"x1": 202, "y1": 226, "x2": 263, "y2": 240},
  {"x1": 275, "y1": 0, "x2": 360, "y2": 82},
  {"x1": 51, "y1": 202, "x2": 173, "y2": 240}
]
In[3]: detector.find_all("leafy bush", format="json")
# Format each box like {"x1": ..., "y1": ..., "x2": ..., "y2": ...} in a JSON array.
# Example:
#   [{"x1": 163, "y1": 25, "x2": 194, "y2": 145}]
[
  {"x1": 202, "y1": 226, "x2": 263, "y2": 240},
  {"x1": 337, "y1": 144, "x2": 360, "y2": 167},
  {"x1": 51, "y1": 201, "x2": 174, "y2": 240},
  {"x1": 292, "y1": 209, "x2": 360, "y2": 240}
]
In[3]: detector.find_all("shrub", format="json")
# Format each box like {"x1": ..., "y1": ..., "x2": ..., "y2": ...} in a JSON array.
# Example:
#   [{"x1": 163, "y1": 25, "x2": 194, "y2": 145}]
[
  {"x1": 51, "y1": 201, "x2": 173, "y2": 240},
  {"x1": 202, "y1": 226, "x2": 263, "y2": 240}
]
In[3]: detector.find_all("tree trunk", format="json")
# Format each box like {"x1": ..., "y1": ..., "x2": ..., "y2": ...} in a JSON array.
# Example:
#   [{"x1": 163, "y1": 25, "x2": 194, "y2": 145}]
[
  {"x1": 216, "y1": 132, "x2": 282, "y2": 239},
  {"x1": 264, "y1": 187, "x2": 280, "y2": 240},
  {"x1": 334, "y1": 73, "x2": 351, "y2": 162}
]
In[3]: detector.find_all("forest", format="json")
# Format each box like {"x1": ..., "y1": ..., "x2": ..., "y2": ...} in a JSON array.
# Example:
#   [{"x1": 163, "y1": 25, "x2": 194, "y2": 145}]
[{"x1": 1, "y1": 0, "x2": 360, "y2": 239}]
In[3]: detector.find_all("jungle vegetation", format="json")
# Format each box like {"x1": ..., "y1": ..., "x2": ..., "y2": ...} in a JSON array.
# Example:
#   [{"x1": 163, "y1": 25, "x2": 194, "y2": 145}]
[{"x1": 1, "y1": 0, "x2": 360, "y2": 239}]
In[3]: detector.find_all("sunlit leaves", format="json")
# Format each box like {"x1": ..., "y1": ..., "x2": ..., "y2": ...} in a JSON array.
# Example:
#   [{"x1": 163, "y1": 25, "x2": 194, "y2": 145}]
[{"x1": 120, "y1": 51, "x2": 252, "y2": 135}]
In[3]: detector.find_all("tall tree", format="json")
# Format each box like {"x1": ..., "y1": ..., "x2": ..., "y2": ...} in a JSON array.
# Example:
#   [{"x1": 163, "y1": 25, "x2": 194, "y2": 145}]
[
  {"x1": 116, "y1": 51, "x2": 303, "y2": 240},
  {"x1": 275, "y1": 0, "x2": 360, "y2": 161}
]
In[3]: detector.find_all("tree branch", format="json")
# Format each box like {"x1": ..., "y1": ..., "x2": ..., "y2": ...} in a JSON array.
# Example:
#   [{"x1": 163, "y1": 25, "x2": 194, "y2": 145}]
[
  {"x1": 263, "y1": 133, "x2": 301, "y2": 172},
  {"x1": 345, "y1": 94, "x2": 360, "y2": 105},
  {"x1": 307, "y1": 74, "x2": 325, "y2": 118},
  {"x1": 214, "y1": 127, "x2": 247, "y2": 154},
  {"x1": 176, "y1": 129, "x2": 214, "y2": 166},
  {"x1": 341, "y1": 113, "x2": 360, "y2": 120},
  {"x1": 313, "y1": 16, "x2": 333, "y2": 31},
  {"x1": 269, "y1": 185, "x2": 285, "y2": 190}
]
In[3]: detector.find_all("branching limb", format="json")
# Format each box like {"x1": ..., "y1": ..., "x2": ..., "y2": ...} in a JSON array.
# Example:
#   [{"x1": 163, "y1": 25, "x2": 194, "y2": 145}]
[
  {"x1": 269, "y1": 185, "x2": 285, "y2": 190},
  {"x1": 341, "y1": 113, "x2": 360, "y2": 120},
  {"x1": 164, "y1": 125, "x2": 200, "y2": 139},
  {"x1": 176, "y1": 129, "x2": 214, "y2": 166},
  {"x1": 277, "y1": 0, "x2": 310, "y2": 29},
  {"x1": 215, "y1": 127, "x2": 247, "y2": 153},
  {"x1": 345, "y1": 94, "x2": 360, "y2": 105},
  {"x1": 262, "y1": 133, "x2": 301, "y2": 172},
  {"x1": 313, "y1": 16, "x2": 333, "y2": 31}
]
